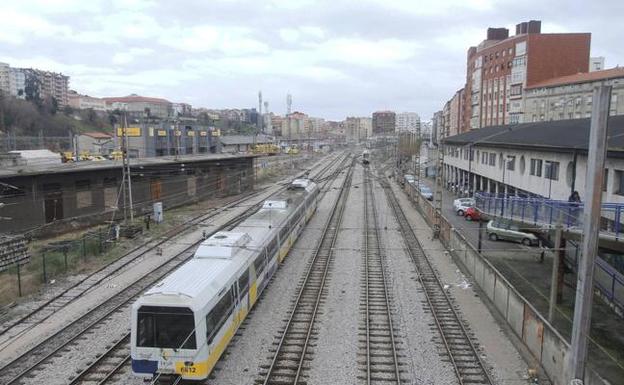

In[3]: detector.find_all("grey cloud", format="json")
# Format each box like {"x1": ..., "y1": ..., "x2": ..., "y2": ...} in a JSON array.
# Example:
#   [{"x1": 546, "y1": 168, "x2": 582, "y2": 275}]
[{"x1": 1, "y1": 0, "x2": 622, "y2": 121}]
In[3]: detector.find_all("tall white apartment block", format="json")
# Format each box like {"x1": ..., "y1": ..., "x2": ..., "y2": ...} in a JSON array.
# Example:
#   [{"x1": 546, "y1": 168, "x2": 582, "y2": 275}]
[{"x1": 395, "y1": 112, "x2": 421, "y2": 134}]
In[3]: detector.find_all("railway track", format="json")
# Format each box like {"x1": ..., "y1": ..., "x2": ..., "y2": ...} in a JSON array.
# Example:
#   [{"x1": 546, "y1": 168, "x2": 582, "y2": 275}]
[
  {"x1": 50, "y1": 153, "x2": 349, "y2": 385},
  {"x1": 258, "y1": 158, "x2": 355, "y2": 385},
  {"x1": 0, "y1": 156, "x2": 345, "y2": 385},
  {"x1": 381, "y1": 176, "x2": 495, "y2": 385},
  {"x1": 359, "y1": 168, "x2": 403, "y2": 384},
  {"x1": 0, "y1": 152, "x2": 340, "y2": 353}
]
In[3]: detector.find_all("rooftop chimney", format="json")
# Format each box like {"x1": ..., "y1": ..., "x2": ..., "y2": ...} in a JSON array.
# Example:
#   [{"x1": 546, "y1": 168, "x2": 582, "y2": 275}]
[
  {"x1": 486, "y1": 27, "x2": 509, "y2": 41},
  {"x1": 516, "y1": 20, "x2": 541, "y2": 35}
]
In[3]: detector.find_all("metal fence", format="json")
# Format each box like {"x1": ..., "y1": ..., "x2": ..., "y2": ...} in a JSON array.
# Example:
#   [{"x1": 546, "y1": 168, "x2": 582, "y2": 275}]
[{"x1": 474, "y1": 192, "x2": 624, "y2": 316}]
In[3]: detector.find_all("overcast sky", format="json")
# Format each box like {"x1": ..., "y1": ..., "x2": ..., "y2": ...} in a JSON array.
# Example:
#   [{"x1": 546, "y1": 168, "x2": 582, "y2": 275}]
[{"x1": 1, "y1": 0, "x2": 622, "y2": 121}]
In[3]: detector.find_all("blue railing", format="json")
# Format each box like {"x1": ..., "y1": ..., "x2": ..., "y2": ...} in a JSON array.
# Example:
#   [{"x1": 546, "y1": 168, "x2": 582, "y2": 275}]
[
  {"x1": 474, "y1": 192, "x2": 624, "y2": 314},
  {"x1": 474, "y1": 192, "x2": 624, "y2": 238}
]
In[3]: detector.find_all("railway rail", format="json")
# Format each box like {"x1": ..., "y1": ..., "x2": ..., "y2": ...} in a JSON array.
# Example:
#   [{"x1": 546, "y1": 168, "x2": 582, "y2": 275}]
[
  {"x1": 0, "y1": 154, "x2": 344, "y2": 385},
  {"x1": 0, "y1": 189, "x2": 263, "y2": 350},
  {"x1": 258, "y1": 158, "x2": 355, "y2": 385},
  {"x1": 0, "y1": 152, "x2": 340, "y2": 352},
  {"x1": 360, "y1": 169, "x2": 403, "y2": 384},
  {"x1": 380, "y1": 175, "x2": 495, "y2": 385},
  {"x1": 43, "y1": 153, "x2": 349, "y2": 385}
]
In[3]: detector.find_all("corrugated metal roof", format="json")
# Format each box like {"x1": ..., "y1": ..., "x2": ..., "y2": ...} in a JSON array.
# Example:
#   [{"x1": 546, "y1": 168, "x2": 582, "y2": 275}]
[
  {"x1": 220, "y1": 135, "x2": 274, "y2": 145},
  {"x1": 0, "y1": 153, "x2": 257, "y2": 178}
]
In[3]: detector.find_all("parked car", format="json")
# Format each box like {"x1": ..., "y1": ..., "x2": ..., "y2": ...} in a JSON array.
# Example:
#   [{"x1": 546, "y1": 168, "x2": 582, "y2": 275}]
[
  {"x1": 419, "y1": 185, "x2": 433, "y2": 200},
  {"x1": 453, "y1": 198, "x2": 475, "y2": 216},
  {"x1": 486, "y1": 219, "x2": 538, "y2": 246},
  {"x1": 404, "y1": 174, "x2": 415, "y2": 184},
  {"x1": 464, "y1": 206, "x2": 486, "y2": 221}
]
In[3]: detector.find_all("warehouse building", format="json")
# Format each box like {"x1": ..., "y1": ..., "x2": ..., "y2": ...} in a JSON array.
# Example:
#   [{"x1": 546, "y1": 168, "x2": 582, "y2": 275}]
[{"x1": 0, "y1": 153, "x2": 255, "y2": 235}]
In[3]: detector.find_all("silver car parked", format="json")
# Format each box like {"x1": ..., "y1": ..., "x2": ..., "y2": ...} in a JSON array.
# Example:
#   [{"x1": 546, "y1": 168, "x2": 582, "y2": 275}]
[{"x1": 486, "y1": 219, "x2": 538, "y2": 246}]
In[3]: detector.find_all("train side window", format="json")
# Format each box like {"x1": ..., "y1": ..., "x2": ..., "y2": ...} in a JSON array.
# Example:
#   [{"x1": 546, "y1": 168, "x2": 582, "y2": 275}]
[
  {"x1": 253, "y1": 250, "x2": 267, "y2": 275},
  {"x1": 268, "y1": 236, "x2": 278, "y2": 257},
  {"x1": 205, "y1": 289, "x2": 234, "y2": 344},
  {"x1": 279, "y1": 223, "x2": 289, "y2": 240},
  {"x1": 238, "y1": 268, "x2": 250, "y2": 295}
]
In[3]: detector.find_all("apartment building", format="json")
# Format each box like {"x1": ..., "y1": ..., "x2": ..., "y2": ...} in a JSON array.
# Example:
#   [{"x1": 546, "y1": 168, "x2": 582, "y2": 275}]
[
  {"x1": 68, "y1": 91, "x2": 107, "y2": 111},
  {"x1": 448, "y1": 89, "x2": 465, "y2": 136},
  {"x1": 281, "y1": 111, "x2": 307, "y2": 139},
  {"x1": 9, "y1": 68, "x2": 26, "y2": 99},
  {"x1": 395, "y1": 112, "x2": 421, "y2": 134},
  {"x1": 345, "y1": 117, "x2": 373, "y2": 143},
  {"x1": 372, "y1": 111, "x2": 396, "y2": 134},
  {"x1": 37, "y1": 70, "x2": 70, "y2": 108},
  {"x1": 524, "y1": 67, "x2": 624, "y2": 122},
  {"x1": 103, "y1": 94, "x2": 173, "y2": 119},
  {"x1": 0, "y1": 63, "x2": 9, "y2": 95},
  {"x1": 0, "y1": 63, "x2": 69, "y2": 106},
  {"x1": 464, "y1": 20, "x2": 590, "y2": 130}
]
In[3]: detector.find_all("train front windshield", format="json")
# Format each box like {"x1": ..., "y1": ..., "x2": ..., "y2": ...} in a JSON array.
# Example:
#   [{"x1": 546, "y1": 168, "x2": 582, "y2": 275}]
[{"x1": 137, "y1": 306, "x2": 197, "y2": 349}]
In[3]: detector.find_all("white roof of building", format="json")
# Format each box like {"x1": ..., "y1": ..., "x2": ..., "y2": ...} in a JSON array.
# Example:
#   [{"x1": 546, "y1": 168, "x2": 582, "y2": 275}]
[{"x1": 9, "y1": 149, "x2": 60, "y2": 159}]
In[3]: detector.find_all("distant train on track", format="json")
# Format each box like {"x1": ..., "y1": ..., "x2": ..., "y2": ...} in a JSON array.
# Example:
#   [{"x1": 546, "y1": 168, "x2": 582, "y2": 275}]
[
  {"x1": 362, "y1": 150, "x2": 370, "y2": 165},
  {"x1": 130, "y1": 179, "x2": 319, "y2": 380}
]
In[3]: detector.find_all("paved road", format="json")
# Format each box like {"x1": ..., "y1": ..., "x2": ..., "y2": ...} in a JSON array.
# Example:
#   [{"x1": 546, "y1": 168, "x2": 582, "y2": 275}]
[{"x1": 415, "y1": 177, "x2": 542, "y2": 257}]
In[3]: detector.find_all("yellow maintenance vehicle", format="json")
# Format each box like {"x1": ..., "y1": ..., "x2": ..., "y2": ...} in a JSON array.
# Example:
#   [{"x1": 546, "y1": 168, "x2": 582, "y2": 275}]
[
  {"x1": 109, "y1": 150, "x2": 124, "y2": 160},
  {"x1": 252, "y1": 144, "x2": 280, "y2": 155}
]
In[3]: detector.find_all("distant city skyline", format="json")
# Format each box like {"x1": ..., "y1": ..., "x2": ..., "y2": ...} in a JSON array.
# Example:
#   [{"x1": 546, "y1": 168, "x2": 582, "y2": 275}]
[{"x1": 0, "y1": 0, "x2": 622, "y2": 120}]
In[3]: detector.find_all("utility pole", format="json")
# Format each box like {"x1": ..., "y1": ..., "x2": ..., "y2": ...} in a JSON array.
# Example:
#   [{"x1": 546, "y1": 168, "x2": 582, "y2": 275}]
[
  {"x1": 568, "y1": 85, "x2": 611, "y2": 383},
  {"x1": 433, "y1": 128, "x2": 444, "y2": 238},
  {"x1": 548, "y1": 213, "x2": 564, "y2": 323},
  {"x1": 123, "y1": 111, "x2": 134, "y2": 222},
  {"x1": 174, "y1": 119, "x2": 181, "y2": 161},
  {"x1": 120, "y1": 121, "x2": 127, "y2": 222}
]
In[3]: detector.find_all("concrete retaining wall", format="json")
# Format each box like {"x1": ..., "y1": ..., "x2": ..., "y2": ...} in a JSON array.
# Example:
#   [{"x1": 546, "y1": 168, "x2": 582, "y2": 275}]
[{"x1": 403, "y1": 182, "x2": 608, "y2": 385}]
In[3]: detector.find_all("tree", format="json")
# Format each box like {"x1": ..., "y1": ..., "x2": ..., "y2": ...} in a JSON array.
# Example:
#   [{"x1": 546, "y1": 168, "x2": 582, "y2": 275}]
[
  {"x1": 24, "y1": 71, "x2": 42, "y2": 109},
  {"x1": 86, "y1": 108, "x2": 96, "y2": 123},
  {"x1": 63, "y1": 105, "x2": 74, "y2": 116}
]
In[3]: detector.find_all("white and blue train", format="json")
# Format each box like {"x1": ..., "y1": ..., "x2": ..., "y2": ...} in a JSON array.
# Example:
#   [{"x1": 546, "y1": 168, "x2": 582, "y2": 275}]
[{"x1": 130, "y1": 179, "x2": 319, "y2": 380}]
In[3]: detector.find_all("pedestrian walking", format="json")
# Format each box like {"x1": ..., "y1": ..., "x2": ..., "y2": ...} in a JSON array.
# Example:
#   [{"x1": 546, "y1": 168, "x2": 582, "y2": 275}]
[{"x1": 568, "y1": 190, "x2": 581, "y2": 226}]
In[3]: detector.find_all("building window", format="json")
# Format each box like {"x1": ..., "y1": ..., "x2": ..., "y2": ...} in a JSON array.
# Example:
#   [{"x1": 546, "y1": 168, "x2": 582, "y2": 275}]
[
  {"x1": 481, "y1": 151, "x2": 488, "y2": 164},
  {"x1": 75, "y1": 179, "x2": 92, "y2": 208},
  {"x1": 510, "y1": 85, "x2": 522, "y2": 96},
  {"x1": 545, "y1": 161, "x2": 559, "y2": 180},
  {"x1": 530, "y1": 158, "x2": 543, "y2": 177},
  {"x1": 616, "y1": 170, "x2": 624, "y2": 195},
  {"x1": 603, "y1": 169, "x2": 609, "y2": 192},
  {"x1": 489, "y1": 153, "x2": 496, "y2": 166},
  {"x1": 507, "y1": 156, "x2": 516, "y2": 171}
]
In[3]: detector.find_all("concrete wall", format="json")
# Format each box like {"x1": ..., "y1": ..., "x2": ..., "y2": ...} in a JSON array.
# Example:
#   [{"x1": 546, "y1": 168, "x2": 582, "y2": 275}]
[{"x1": 404, "y1": 182, "x2": 609, "y2": 385}]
